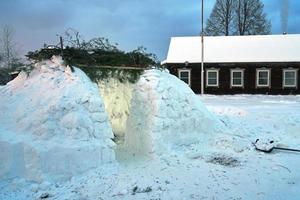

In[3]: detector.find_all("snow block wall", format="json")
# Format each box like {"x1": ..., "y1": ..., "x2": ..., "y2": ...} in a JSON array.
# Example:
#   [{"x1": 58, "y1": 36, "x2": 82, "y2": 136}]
[
  {"x1": 97, "y1": 79, "x2": 134, "y2": 140},
  {"x1": 125, "y1": 69, "x2": 221, "y2": 156},
  {"x1": 0, "y1": 56, "x2": 115, "y2": 182}
]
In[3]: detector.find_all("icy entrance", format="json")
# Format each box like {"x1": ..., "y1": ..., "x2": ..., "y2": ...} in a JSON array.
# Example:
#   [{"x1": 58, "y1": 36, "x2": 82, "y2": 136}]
[
  {"x1": 95, "y1": 69, "x2": 225, "y2": 160},
  {"x1": 97, "y1": 78, "x2": 134, "y2": 144}
]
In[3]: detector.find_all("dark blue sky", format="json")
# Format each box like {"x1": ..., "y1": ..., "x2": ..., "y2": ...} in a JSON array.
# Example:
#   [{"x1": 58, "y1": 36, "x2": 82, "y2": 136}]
[{"x1": 0, "y1": 0, "x2": 299, "y2": 60}]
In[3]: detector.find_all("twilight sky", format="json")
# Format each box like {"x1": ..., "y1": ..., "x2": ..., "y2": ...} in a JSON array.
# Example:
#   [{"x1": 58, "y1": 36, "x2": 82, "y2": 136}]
[{"x1": 0, "y1": 0, "x2": 299, "y2": 61}]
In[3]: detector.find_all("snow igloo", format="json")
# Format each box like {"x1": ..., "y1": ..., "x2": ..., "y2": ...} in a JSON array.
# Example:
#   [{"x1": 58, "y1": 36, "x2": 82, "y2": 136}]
[
  {"x1": 124, "y1": 69, "x2": 221, "y2": 156},
  {"x1": 0, "y1": 57, "x2": 115, "y2": 182}
]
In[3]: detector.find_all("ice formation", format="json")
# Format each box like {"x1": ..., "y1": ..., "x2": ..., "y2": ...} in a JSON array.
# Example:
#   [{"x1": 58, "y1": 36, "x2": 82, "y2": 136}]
[
  {"x1": 0, "y1": 56, "x2": 115, "y2": 182},
  {"x1": 97, "y1": 78, "x2": 134, "y2": 140},
  {"x1": 125, "y1": 69, "x2": 222, "y2": 156}
]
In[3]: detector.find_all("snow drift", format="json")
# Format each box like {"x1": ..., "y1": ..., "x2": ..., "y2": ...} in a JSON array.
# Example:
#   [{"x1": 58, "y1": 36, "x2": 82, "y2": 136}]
[
  {"x1": 125, "y1": 69, "x2": 222, "y2": 156},
  {"x1": 0, "y1": 56, "x2": 115, "y2": 182}
]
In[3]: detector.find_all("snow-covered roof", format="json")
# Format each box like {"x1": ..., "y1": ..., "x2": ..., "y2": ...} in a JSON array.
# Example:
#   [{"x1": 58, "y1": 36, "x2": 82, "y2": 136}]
[{"x1": 163, "y1": 34, "x2": 300, "y2": 64}]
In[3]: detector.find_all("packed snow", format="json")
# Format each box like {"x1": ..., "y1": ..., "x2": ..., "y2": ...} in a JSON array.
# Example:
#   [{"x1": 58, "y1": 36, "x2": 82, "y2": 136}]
[
  {"x1": 124, "y1": 69, "x2": 226, "y2": 156},
  {"x1": 0, "y1": 61, "x2": 300, "y2": 199},
  {"x1": 97, "y1": 78, "x2": 134, "y2": 141},
  {"x1": 0, "y1": 56, "x2": 115, "y2": 182}
]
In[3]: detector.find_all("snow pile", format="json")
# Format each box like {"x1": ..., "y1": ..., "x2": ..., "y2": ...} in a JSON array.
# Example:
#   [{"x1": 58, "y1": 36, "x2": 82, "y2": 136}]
[
  {"x1": 125, "y1": 69, "x2": 222, "y2": 156},
  {"x1": 97, "y1": 79, "x2": 134, "y2": 141},
  {"x1": 0, "y1": 56, "x2": 115, "y2": 182},
  {"x1": 207, "y1": 106, "x2": 248, "y2": 117}
]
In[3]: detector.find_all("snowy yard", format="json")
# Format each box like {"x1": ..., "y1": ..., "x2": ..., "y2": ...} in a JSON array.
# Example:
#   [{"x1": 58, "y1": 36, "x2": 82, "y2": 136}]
[{"x1": 1, "y1": 94, "x2": 299, "y2": 200}]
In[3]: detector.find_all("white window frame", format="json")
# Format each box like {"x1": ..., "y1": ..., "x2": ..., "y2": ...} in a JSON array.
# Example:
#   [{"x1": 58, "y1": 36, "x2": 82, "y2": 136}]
[
  {"x1": 256, "y1": 68, "x2": 271, "y2": 88},
  {"x1": 230, "y1": 69, "x2": 244, "y2": 88},
  {"x1": 206, "y1": 69, "x2": 219, "y2": 87},
  {"x1": 178, "y1": 69, "x2": 191, "y2": 86},
  {"x1": 283, "y1": 69, "x2": 298, "y2": 88}
]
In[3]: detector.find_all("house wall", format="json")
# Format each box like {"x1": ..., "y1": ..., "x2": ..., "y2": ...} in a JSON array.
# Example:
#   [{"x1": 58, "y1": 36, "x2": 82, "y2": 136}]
[{"x1": 167, "y1": 63, "x2": 300, "y2": 95}]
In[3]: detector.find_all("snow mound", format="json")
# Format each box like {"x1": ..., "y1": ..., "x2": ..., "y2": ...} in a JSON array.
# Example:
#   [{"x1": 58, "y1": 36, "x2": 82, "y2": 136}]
[
  {"x1": 0, "y1": 56, "x2": 115, "y2": 182},
  {"x1": 125, "y1": 69, "x2": 222, "y2": 156}
]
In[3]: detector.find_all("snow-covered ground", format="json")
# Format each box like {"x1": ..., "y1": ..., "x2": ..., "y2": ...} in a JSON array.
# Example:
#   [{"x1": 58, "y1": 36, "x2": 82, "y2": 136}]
[
  {"x1": 202, "y1": 95, "x2": 300, "y2": 148},
  {"x1": 1, "y1": 93, "x2": 299, "y2": 200}
]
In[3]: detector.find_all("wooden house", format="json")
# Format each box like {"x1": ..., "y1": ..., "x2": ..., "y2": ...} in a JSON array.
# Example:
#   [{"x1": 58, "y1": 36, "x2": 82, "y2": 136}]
[{"x1": 162, "y1": 34, "x2": 300, "y2": 94}]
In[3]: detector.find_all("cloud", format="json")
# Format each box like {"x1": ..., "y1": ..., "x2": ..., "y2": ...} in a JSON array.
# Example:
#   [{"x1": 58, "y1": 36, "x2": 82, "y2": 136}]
[
  {"x1": 0, "y1": 0, "x2": 74, "y2": 30},
  {"x1": 0, "y1": 0, "x2": 299, "y2": 60}
]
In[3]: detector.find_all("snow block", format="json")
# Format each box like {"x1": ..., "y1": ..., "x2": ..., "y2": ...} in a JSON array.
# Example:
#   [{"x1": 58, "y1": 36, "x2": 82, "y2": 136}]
[
  {"x1": 125, "y1": 69, "x2": 221, "y2": 156},
  {"x1": 0, "y1": 56, "x2": 115, "y2": 182},
  {"x1": 0, "y1": 134, "x2": 115, "y2": 182}
]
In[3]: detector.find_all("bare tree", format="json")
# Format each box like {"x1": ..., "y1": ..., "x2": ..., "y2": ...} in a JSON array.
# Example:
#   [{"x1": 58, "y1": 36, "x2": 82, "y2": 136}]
[
  {"x1": 63, "y1": 28, "x2": 86, "y2": 49},
  {"x1": 205, "y1": 0, "x2": 235, "y2": 36},
  {"x1": 0, "y1": 25, "x2": 18, "y2": 68},
  {"x1": 235, "y1": 0, "x2": 271, "y2": 35},
  {"x1": 62, "y1": 28, "x2": 119, "y2": 51},
  {"x1": 86, "y1": 37, "x2": 119, "y2": 52},
  {"x1": 205, "y1": 0, "x2": 271, "y2": 36}
]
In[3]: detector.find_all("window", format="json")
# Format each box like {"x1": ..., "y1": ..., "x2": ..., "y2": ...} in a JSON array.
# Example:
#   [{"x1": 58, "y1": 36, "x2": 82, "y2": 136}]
[
  {"x1": 178, "y1": 69, "x2": 191, "y2": 86},
  {"x1": 206, "y1": 69, "x2": 219, "y2": 87},
  {"x1": 283, "y1": 69, "x2": 298, "y2": 88},
  {"x1": 256, "y1": 69, "x2": 271, "y2": 87},
  {"x1": 231, "y1": 69, "x2": 244, "y2": 87}
]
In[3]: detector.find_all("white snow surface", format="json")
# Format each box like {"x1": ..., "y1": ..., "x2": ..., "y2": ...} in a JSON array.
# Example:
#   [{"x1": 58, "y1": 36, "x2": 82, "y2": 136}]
[
  {"x1": 1, "y1": 62, "x2": 300, "y2": 199},
  {"x1": 0, "y1": 56, "x2": 115, "y2": 182},
  {"x1": 163, "y1": 34, "x2": 300, "y2": 64},
  {"x1": 125, "y1": 69, "x2": 225, "y2": 156},
  {"x1": 1, "y1": 95, "x2": 300, "y2": 200}
]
